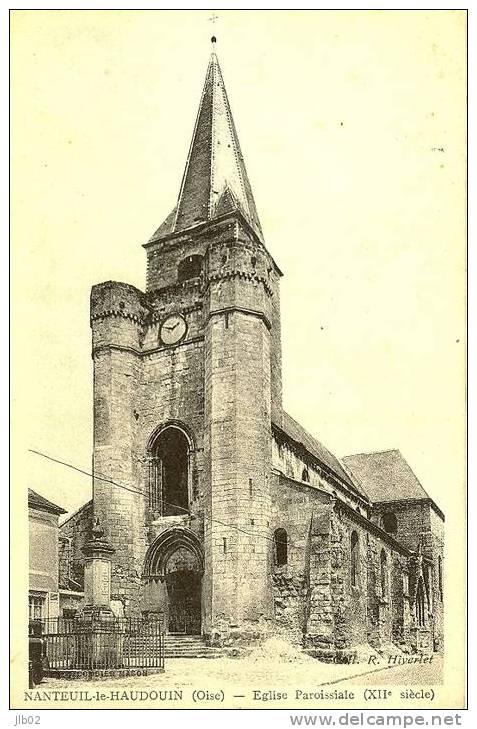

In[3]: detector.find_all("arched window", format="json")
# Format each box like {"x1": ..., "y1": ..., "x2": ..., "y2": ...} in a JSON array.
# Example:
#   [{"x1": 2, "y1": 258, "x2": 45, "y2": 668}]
[
  {"x1": 416, "y1": 578, "x2": 426, "y2": 627},
  {"x1": 381, "y1": 512, "x2": 398, "y2": 534},
  {"x1": 350, "y1": 531, "x2": 359, "y2": 587},
  {"x1": 402, "y1": 572, "x2": 409, "y2": 596},
  {"x1": 301, "y1": 467, "x2": 310, "y2": 483},
  {"x1": 380, "y1": 549, "x2": 388, "y2": 599},
  {"x1": 177, "y1": 255, "x2": 203, "y2": 282},
  {"x1": 438, "y1": 556, "x2": 443, "y2": 601},
  {"x1": 149, "y1": 426, "x2": 190, "y2": 516},
  {"x1": 274, "y1": 528, "x2": 288, "y2": 566}
]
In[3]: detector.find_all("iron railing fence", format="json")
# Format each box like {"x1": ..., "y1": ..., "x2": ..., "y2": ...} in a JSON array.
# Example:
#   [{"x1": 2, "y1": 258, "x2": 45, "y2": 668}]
[{"x1": 37, "y1": 616, "x2": 165, "y2": 671}]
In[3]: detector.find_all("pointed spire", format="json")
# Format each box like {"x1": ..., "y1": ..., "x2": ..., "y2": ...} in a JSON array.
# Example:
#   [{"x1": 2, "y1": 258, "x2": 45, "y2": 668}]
[{"x1": 151, "y1": 41, "x2": 264, "y2": 244}]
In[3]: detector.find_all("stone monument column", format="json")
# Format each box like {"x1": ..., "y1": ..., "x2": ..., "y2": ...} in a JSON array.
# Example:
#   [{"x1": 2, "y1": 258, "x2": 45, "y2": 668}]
[{"x1": 81, "y1": 518, "x2": 116, "y2": 620}]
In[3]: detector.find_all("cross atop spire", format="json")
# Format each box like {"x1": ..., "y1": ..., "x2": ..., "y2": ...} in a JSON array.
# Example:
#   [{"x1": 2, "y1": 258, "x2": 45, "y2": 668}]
[{"x1": 149, "y1": 43, "x2": 264, "y2": 245}]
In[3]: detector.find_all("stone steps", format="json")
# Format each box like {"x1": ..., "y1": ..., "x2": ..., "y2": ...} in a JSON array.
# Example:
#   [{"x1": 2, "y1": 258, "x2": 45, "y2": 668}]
[{"x1": 164, "y1": 635, "x2": 223, "y2": 659}]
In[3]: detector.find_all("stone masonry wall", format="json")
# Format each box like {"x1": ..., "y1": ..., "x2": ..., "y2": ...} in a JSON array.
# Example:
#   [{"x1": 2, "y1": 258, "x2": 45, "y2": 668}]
[
  {"x1": 203, "y1": 221, "x2": 276, "y2": 640},
  {"x1": 204, "y1": 308, "x2": 273, "y2": 639},
  {"x1": 328, "y1": 508, "x2": 369, "y2": 650},
  {"x1": 145, "y1": 233, "x2": 209, "y2": 292},
  {"x1": 269, "y1": 270, "x2": 282, "y2": 426},
  {"x1": 390, "y1": 551, "x2": 412, "y2": 648},
  {"x1": 58, "y1": 501, "x2": 93, "y2": 589},
  {"x1": 371, "y1": 500, "x2": 430, "y2": 554},
  {"x1": 270, "y1": 475, "x2": 416, "y2": 656},
  {"x1": 271, "y1": 436, "x2": 368, "y2": 514},
  {"x1": 371, "y1": 499, "x2": 444, "y2": 651},
  {"x1": 270, "y1": 475, "x2": 331, "y2": 645},
  {"x1": 91, "y1": 276, "x2": 207, "y2": 613},
  {"x1": 366, "y1": 535, "x2": 396, "y2": 649},
  {"x1": 429, "y1": 507, "x2": 444, "y2": 650}
]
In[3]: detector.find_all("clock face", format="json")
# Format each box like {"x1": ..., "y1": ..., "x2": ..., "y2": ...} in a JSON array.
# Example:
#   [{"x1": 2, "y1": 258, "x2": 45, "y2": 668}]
[{"x1": 160, "y1": 314, "x2": 187, "y2": 346}]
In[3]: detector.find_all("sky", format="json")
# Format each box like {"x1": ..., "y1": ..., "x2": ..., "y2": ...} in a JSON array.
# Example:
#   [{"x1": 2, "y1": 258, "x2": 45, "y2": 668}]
[{"x1": 11, "y1": 10, "x2": 466, "y2": 525}]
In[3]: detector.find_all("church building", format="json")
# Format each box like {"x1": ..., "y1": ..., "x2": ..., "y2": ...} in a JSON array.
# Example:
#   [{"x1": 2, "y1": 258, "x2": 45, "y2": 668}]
[{"x1": 61, "y1": 41, "x2": 444, "y2": 657}]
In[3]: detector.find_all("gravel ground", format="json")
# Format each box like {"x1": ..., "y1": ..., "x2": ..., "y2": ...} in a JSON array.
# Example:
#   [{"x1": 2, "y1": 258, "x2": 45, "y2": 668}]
[{"x1": 37, "y1": 642, "x2": 444, "y2": 709}]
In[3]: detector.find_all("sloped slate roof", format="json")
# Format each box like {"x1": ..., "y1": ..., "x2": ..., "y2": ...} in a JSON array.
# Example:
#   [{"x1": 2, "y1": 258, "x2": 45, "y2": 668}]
[
  {"x1": 59, "y1": 499, "x2": 92, "y2": 527},
  {"x1": 342, "y1": 449, "x2": 430, "y2": 503},
  {"x1": 276, "y1": 412, "x2": 364, "y2": 495},
  {"x1": 149, "y1": 48, "x2": 264, "y2": 245},
  {"x1": 28, "y1": 488, "x2": 66, "y2": 515},
  {"x1": 149, "y1": 206, "x2": 177, "y2": 241}
]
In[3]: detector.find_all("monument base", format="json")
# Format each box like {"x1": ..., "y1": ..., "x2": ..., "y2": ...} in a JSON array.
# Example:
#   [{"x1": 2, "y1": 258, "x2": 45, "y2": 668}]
[{"x1": 79, "y1": 604, "x2": 116, "y2": 622}]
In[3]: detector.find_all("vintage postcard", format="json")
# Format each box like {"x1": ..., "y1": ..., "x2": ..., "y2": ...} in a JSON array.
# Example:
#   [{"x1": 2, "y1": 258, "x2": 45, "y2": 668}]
[{"x1": 10, "y1": 9, "x2": 467, "y2": 712}]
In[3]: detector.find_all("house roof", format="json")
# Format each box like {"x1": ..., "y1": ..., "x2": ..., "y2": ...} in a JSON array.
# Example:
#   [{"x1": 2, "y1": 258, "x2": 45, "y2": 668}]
[
  {"x1": 58, "y1": 575, "x2": 84, "y2": 592},
  {"x1": 275, "y1": 412, "x2": 366, "y2": 497},
  {"x1": 342, "y1": 449, "x2": 431, "y2": 504},
  {"x1": 28, "y1": 488, "x2": 66, "y2": 516},
  {"x1": 59, "y1": 499, "x2": 92, "y2": 528},
  {"x1": 148, "y1": 44, "x2": 264, "y2": 246}
]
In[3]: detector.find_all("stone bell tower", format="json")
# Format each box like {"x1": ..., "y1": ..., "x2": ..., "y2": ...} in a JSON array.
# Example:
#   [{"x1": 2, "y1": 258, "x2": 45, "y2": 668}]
[{"x1": 91, "y1": 39, "x2": 282, "y2": 638}]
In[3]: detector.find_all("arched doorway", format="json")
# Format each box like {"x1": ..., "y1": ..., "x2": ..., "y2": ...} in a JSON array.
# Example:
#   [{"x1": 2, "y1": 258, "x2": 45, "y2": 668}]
[
  {"x1": 143, "y1": 529, "x2": 203, "y2": 635},
  {"x1": 164, "y1": 547, "x2": 202, "y2": 634},
  {"x1": 148, "y1": 424, "x2": 192, "y2": 517}
]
